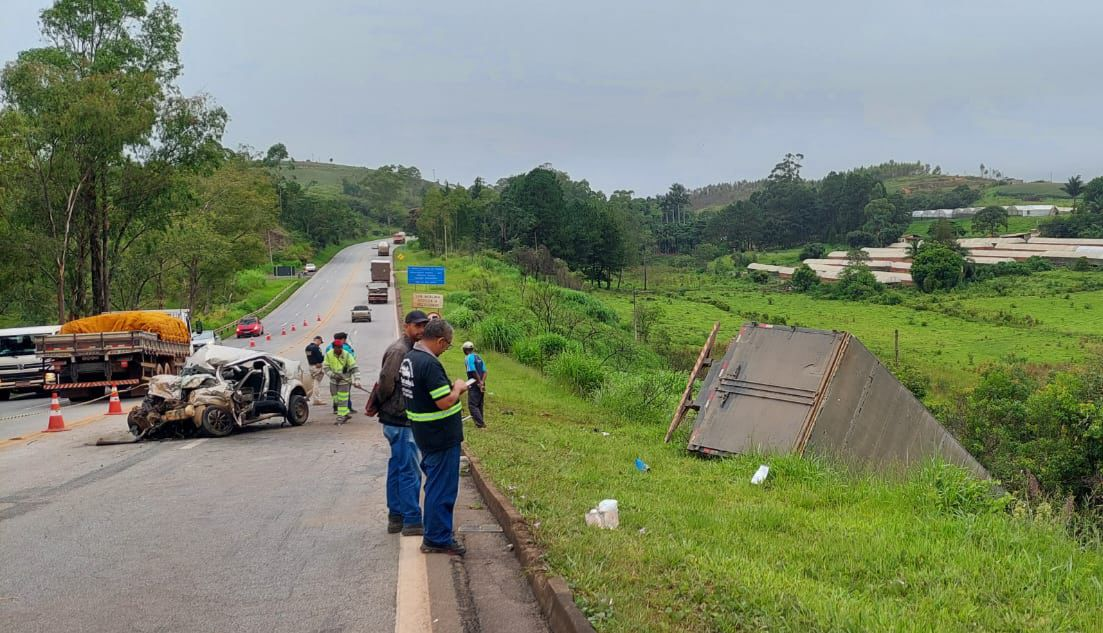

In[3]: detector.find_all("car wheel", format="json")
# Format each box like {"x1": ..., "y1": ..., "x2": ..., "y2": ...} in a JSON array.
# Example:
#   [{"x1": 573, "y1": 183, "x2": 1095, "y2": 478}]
[
  {"x1": 201, "y1": 406, "x2": 235, "y2": 437},
  {"x1": 367, "y1": 316, "x2": 372, "y2": 322},
  {"x1": 286, "y1": 394, "x2": 309, "y2": 426},
  {"x1": 0, "y1": 390, "x2": 9, "y2": 402}
]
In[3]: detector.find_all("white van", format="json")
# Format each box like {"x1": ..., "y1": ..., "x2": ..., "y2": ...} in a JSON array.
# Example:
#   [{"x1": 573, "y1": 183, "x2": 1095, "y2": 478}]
[{"x1": 0, "y1": 325, "x2": 60, "y2": 400}]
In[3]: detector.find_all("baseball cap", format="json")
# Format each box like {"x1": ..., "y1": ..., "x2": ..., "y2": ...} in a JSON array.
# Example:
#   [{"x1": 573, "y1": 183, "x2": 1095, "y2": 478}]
[
  {"x1": 462, "y1": 341, "x2": 474, "y2": 350},
  {"x1": 405, "y1": 310, "x2": 430, "y2": 324}
]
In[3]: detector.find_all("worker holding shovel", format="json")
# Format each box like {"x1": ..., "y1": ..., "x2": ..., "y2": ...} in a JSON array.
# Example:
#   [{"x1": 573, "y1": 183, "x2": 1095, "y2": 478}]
[{"x1": 324, "y1": 338, "x2": 361, "y2": 425}]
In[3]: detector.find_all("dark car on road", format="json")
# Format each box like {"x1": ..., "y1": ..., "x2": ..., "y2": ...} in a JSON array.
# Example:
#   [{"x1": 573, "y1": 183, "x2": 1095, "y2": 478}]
[{"x1": 235, "y1": 315, "x2": 264, "y2": 338}]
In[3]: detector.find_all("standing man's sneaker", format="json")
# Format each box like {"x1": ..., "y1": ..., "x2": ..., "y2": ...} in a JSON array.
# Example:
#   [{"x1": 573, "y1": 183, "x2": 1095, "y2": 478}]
[
  {"x1": 420, "y1": 539, "x2": 466, "y2": 556},
  {"x1": 401, "y1": 523, "x2": 424, "y2": 536},
  {"x1": 387, "y1": 514, "x2": 403, "y2": 534}
]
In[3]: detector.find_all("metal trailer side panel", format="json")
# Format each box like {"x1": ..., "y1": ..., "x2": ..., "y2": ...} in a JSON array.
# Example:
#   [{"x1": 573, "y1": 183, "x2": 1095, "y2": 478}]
[
  {"x1": 687, "y1": 326, "x2": 844, "y2": 456},
  {"x1": 808, "y1": 339, "x2": 988, "y2": 478}
]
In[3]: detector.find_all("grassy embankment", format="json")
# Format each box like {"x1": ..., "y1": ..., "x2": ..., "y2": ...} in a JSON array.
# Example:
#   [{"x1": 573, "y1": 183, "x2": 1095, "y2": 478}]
[{"x1": 396, "y1": 247, "x2": 1103, "y2": 632}]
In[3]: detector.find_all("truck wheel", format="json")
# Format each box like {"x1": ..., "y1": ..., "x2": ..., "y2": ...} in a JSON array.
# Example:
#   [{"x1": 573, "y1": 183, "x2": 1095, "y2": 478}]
[
  {"x1": 286, "y1": 394, "x2": 309, "y2": 426},
  {"x1": 201, "y1": 406, "x2": 235, "y2": 437},
  {"x1": 66, "y1": 389, "x2": 101, "y2": 403},
  {"x1": 0, "y1": 390, "x2": 9, "y2": 401}
]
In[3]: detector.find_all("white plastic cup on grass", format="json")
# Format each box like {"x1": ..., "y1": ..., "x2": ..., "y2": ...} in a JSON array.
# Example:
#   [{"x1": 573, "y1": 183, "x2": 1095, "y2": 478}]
[{"x1": 751, "y1": 465, "x2": 770, "y2": 485}]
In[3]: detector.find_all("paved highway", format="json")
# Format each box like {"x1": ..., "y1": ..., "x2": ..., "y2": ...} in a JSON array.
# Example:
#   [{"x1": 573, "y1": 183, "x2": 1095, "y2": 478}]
[{"x1": 0, "y1": 240, "x2": 547, "y2": 632}]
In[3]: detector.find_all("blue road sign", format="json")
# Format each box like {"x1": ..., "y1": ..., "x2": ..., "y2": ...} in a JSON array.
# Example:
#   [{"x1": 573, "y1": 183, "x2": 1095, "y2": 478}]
[{"x1": 407, "y1": 266, "x2": 445, "y2": 285}]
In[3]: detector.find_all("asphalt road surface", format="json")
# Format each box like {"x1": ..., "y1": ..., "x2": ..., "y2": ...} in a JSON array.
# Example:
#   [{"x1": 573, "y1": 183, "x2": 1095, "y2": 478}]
[{"x1": 0, "y1": 240, "x2": 547, "y2": 632}]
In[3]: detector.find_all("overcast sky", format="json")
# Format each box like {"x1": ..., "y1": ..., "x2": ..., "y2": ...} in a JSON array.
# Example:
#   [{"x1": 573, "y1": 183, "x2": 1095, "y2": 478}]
[{"x1": 2, "y1": 1, "x2": 1100, "y2": 195}]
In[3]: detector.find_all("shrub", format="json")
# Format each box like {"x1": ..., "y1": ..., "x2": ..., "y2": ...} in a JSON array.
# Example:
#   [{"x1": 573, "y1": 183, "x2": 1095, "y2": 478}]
[
  {"x1": 547, "y1": 350, "x2": 605, "y2": 396},
  {"x1": 1073, "y1": 257, "x2": 1094, "y2": 272},
  {"x1": 511, "y1": 338, "x2": 543, "y2": 368},
  {"x1": 912, "y1": 244, "x2": 965, "y2": 292},
  {"x1": 846, "y1": 230, "x2": 876, "y2": 248},
  {"x1": 234, "y1": 268, "x2": 268, "y2": 293},
  {"x1": 799, "y1": 242, "x2": 827, "y2": 261},
  {"x1": 463, "y1": 297, "x2": 484, "y2": 312},
  {"x1": 594, "y1": 370, "x2": 686, "y2": 425},
  {"x1": 447, "y1": 291, "x2": 474, "y2": 305},
  {"x1": 558, "y1": 288, "x2": 618, "y2": 324},
  {"x1": 475, "y1": 316, "x2": 525, "y2": 353},
  {"x1": 890, "y1": 362, "x2": 931, "y2": 399},
  {"x1": 511, "y1": 333, "x2": 573, "y2": 369},
  {"x1": 447, "y1": 305, "x2": 478, "y2": 328},
  {"x1": 534, "y1": 332, "x2": 571, "y2": 358},
  {"x1": 749, "y1": 270, "x2": 769, "y2": 284},
  {"x1": 832, "y1": 264, "x2": 883, "y2": 300},
  {"x1": 790, "y1": 264, "x2": 820, "y2": 292}
]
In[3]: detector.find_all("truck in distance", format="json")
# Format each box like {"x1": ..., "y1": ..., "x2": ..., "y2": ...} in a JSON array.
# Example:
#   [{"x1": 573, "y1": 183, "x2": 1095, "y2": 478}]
[
  {"x1": 367, "y1": 283, "x2": 389, "y2": 304},
  {"x1": 0, "y1": 325, "x2": 60, "y2": 400},
  {"x1": 371, "y1": 259, "x2": 392, "y2": 287}
]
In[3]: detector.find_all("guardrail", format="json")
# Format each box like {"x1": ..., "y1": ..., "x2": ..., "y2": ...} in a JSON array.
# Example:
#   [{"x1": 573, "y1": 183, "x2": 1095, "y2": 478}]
[{"x1": 211, "y1": 279, "x2": 304, "y2": 339}]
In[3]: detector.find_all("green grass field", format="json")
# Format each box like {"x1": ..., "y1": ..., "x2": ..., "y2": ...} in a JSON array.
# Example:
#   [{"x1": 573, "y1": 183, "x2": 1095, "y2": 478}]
[
  {"x1": 274, "y1": 160, "x2": 374, "y2": 196},
  {"x1": 395, "y1": 248, "x2": 1103, "y2": 632}
]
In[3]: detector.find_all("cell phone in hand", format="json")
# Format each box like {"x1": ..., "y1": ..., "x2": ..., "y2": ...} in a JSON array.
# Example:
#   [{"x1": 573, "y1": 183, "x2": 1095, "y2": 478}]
[{"x1": 465, "y1": 378, "x2": 477, "y2": 387}]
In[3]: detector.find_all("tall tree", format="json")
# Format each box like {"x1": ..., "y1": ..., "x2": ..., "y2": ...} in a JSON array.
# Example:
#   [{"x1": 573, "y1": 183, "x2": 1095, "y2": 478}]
[
  {"x1": 1063, "y1": 175, "x2": 1084, "y2": 205},
  {"x1": 1, "y1": 0, "x2": 226, "y2": 317}
]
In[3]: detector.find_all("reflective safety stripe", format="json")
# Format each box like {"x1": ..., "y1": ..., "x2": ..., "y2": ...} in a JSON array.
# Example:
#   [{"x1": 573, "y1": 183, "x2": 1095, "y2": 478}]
[
  {"x1": 335, "y1": 390, "x2": 350, "y2": 416},
  {"x1": 429, "y1": 384, "x2": 451, "y2": 399},
  {"x1": 408, "y1": 403, "x2": 462, "y2": 422}
]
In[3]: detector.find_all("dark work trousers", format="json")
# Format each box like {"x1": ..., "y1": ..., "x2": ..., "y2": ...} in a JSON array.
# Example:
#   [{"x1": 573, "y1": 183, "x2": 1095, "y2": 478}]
[
  {"x1": 420, "y1": 445, "x2": 461, "y2": 547},
  {"x1": 468, "y1": 384, "x2": 485, "y2": 428}
]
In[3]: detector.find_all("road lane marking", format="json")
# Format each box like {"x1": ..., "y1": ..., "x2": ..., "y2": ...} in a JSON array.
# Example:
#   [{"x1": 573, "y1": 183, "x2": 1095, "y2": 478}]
[
  {"x1": 0, "y1": 411, "x2": 110, "y2": 450},
  {"x1": 179, "y1": 438, "x2": 207, "y2": 450},
  {"x1": 394, "y1": 536, "x2": 432, "y2": 633}
]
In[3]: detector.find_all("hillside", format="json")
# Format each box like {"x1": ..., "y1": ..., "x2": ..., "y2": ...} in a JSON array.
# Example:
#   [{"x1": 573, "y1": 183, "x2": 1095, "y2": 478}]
[{"x1": 275, "y1": 161, "x2": 376, "y2": 196}]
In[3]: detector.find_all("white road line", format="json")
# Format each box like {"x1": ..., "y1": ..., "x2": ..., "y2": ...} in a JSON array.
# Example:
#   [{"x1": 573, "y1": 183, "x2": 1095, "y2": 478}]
[
  {"x1": 178, "y1": 439, "x2": 207, "y2": 450},
  {"x1": 394, "y1": 537, "x2": 431, "y2": 633}
]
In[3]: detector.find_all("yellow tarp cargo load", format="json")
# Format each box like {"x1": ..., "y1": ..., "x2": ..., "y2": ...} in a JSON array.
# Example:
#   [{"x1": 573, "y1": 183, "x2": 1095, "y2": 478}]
[{"x1": 60, "y1": 311, "x2": 191, "y2": 344}]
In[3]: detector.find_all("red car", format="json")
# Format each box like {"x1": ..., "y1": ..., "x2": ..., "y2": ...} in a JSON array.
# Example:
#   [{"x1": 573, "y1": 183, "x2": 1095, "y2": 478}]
[{"x1": 235, "y1": 315, "x2": 264, "y2": 338}]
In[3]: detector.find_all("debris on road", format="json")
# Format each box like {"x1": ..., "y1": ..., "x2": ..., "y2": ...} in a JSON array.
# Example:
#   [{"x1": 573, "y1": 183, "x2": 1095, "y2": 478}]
[{"x1": 751, "y1": 464, "x2": 770, "y2": 485}]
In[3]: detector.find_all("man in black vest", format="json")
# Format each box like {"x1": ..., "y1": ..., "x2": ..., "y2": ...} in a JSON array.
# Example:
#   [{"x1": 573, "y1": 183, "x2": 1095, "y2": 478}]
[{"x1": 400, "y1": 318, "x2": 468, "y2": 555}]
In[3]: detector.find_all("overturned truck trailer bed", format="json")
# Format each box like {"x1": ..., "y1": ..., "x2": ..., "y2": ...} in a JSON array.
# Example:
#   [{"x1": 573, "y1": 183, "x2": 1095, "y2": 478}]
[{"x1": 687, "y1": 324, "x2": 987, "y2": 477}]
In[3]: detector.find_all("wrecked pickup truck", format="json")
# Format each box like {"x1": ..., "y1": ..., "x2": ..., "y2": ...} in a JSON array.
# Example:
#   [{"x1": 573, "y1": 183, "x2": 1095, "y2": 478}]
[{"x1": 127, "y1": 345, "x2": 310, "y2": 439}]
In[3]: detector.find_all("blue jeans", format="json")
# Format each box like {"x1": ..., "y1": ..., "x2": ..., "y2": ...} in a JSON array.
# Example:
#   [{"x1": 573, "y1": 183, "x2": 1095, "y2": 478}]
[
  {"x1": 382, "y1": 425, "x2": 422, "y2": 525},
  {"x1": 420, "y1": 445, "x2": 461, "y2": 546}
]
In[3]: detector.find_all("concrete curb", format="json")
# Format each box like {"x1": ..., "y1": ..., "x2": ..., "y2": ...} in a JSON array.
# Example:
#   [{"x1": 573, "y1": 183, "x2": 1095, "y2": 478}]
[{"x1": 462, "y1": 447, "x2": 597, "y2": 633}]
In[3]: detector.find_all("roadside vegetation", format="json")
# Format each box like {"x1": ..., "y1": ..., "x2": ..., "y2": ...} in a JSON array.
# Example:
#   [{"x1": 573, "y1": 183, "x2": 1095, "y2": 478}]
[
  {"x1": 397, "y1": 245, "x2": 1103, "y2": 632},
  {"x1": 0, "y1": 5, "x2": 421, "y2": 328}
]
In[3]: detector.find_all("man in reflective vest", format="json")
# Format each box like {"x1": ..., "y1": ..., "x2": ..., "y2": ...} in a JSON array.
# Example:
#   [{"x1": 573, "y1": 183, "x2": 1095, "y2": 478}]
[
  {"x1": 400, "y1": 318, "x2": 468, "y2": 556},
  {"x1": 324, "y1": 339, "x2": 360, "y2": 425}
]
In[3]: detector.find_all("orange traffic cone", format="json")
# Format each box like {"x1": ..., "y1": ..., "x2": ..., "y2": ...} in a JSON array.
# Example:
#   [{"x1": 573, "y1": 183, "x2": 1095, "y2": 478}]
[
  {"x1": 249, "y1": 338, "x2": 256, "y2": 348},
  {"x1": 316, "y1": 314, "x2": 321, "y2": 322},
  {"x1": 291, "y1": 324, "x2": 297, "y2": 332},
  {"x1": 303, "y1": 319, "x2": 308, "y2": 327},
  {"x1": 45, "y1": 393, "x2": 68, "y2": 432},
  {"x1": 281, "y1": 327, "x2": 287, "y2": 336},
  {"x1": 107, "y1": 384, "x2": 125, "y2": 415},
  {"x1": 265, "y1": 334, "x2": 271, "y2": 341}
]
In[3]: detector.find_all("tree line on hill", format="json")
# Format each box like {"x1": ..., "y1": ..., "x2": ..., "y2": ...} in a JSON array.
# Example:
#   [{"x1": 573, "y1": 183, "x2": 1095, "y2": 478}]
[{"x1": 0, "y1": 1, "x2": 420, "y2": 324}]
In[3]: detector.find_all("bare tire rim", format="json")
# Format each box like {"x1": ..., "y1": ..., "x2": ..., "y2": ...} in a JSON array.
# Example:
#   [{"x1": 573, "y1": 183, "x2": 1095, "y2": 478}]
[{"x1": 206, "y1": 408, "x2": 233, "y2": 435}]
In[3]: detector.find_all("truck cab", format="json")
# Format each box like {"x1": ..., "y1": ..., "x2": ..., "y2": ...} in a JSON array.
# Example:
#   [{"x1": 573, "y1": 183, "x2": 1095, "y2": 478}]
[{"x1": 0, "y1": 325, "x2": 61, "y2": 400}]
